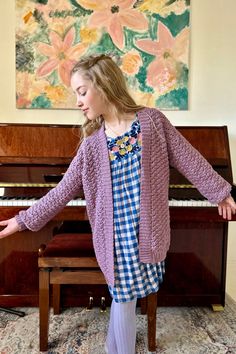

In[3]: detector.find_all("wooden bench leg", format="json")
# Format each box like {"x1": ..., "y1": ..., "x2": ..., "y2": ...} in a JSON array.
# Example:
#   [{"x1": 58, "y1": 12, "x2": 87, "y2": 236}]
[
  {"x1": 53, "y1": 284, "x2": 61, "y2": 315},
  {"x1": 147, "y1": 292, "x2": 157, "y2": 352},
  {"x1": 39, "y1": 269, "x2": 50, "y2": 352},
  {"x1": 140, "y1": 297, "x2": 147, "y2": 314}
]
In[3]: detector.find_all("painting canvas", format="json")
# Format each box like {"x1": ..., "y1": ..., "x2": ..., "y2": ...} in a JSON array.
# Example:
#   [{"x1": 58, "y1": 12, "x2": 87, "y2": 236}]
[{"x1": 16, "y1": 0, "x2": 190, "y2": 110}]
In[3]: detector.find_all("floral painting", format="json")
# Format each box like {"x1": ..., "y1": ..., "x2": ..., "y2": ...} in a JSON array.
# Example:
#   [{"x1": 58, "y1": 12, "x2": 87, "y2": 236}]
[{"x1": 16, "y1": 0, "x2": 190, "y2": 110}]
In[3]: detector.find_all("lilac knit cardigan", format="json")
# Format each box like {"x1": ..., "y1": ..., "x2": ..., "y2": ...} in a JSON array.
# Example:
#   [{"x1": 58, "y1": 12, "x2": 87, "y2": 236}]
[{"x1": 15, "y1": 108, "x2": 231, "y2": 286}]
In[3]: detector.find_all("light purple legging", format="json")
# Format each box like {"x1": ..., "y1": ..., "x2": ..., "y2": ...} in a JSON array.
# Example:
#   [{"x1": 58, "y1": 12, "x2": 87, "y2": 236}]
[{"x1": 106, "y1": 298, "x2": 137, "y2": 354}]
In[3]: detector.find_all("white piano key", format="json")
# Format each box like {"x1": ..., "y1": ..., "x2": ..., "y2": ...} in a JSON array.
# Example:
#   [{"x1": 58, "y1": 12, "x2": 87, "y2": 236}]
[
  {"x1": 169, "y1": 199, "x2": 217, "y2": 207},
  {"x1": 67, "y1": 199, "x2": 86, "y2": 206}
]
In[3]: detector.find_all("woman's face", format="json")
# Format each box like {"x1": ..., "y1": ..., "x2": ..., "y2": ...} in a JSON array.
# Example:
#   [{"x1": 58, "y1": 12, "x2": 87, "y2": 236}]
[{"x1": 71, "y1": 72, "x2": 106, "y2": 121}]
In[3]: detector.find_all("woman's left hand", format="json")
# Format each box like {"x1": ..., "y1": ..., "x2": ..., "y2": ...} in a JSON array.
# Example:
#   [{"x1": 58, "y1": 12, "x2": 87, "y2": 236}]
[{"x1": 218, "y1": 195, "x2": 236, "y2": 220}]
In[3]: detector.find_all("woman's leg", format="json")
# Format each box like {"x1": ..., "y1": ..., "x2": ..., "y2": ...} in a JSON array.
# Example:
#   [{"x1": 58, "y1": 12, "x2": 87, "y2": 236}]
[
  {"x1": 106, "y1": 298, "x2": 137, "y2": 354},
  {"x1": 105, "y1": 299, "x2": 117, "y2": 353}
]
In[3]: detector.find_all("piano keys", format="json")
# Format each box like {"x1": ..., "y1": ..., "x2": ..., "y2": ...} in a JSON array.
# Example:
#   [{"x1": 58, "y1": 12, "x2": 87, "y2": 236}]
[
  {"x1": 0, "y1": 184, "x2": 217, "y2": 208},
  {"x1": 0, "y1": 123, "x2": 235, "y2": 308},
  {"x1": 0, "y1": 194, "x2": 86, "y2": 207},
  {"x1": 0, "y1": 197, "x2": 217, "y2": 208}
]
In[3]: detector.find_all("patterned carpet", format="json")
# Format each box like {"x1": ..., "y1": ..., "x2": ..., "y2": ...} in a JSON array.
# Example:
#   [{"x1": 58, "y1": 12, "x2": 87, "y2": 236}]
[{"x1": 1, "y1": 295, "x2": 236, "y2": 354}]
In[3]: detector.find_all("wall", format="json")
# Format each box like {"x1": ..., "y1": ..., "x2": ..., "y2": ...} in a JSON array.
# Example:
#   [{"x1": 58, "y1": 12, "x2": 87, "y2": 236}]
[{"x1": 1, "y1": 1, "x2": 236, "y2": 299}]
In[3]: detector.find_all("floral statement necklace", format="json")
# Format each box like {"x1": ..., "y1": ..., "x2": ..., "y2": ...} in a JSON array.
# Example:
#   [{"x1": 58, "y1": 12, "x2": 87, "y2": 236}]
[{"x1": 107, "y1": 120, "x2": 142, "y2": 161}]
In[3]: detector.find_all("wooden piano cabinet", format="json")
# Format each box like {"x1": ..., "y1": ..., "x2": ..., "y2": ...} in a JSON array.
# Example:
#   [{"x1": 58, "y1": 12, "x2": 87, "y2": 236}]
[
  {"x1": 0, "y1": 219, "x2": 111, "y2": 307},
  {"x1": 0, "y1": 222, "x2": 58, "y2": 307},
  {"x1": 0, "y1": 124, "x2": 234, "y2": 308},
  {"x1": 0, "y1": 215, "x2": 229, "y2": 308},
  {"x1": 157, "y1": 218, "x2": 228, "y2": 307}
]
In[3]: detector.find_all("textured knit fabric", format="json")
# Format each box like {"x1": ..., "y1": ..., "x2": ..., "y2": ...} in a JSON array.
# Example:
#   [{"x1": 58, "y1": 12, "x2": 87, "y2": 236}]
[
  {"x1": 15, "y1": 108, "x2": 232, "y2": 287},
  {"x1": 107, "y1": 119, "x2": 165, "y2": 302}
]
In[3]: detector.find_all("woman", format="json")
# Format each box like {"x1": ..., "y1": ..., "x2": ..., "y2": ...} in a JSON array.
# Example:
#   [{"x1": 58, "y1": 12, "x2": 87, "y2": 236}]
[{"x1": 0, "y1": 54, "x2": 235, "y2": 354}]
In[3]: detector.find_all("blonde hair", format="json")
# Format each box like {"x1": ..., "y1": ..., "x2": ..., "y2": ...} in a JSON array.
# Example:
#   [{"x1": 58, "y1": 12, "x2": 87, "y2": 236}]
[{"x1": 71, "y1": 54, "x2": 143, "y2": 139}]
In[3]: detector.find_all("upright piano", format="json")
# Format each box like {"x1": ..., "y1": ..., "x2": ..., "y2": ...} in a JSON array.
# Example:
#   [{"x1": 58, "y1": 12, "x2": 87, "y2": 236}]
[{"x1": 0, "y1": 124, "x2": 235, "y2": 308}]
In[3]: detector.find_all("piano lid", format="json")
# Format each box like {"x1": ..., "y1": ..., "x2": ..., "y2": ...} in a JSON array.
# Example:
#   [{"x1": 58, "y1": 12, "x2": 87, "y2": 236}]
[
  {"x1": 0, "y1": 123, "x2": 81, "y2": 187},
  {"x1": 0, "y1": 123, "x2": 81, "y2": 165},
  {"x1": 177, "y1": 126, "x2": 232, "y2": 167},
  {"x1": 170, "y1": 125, "x2": 233, "y2": 186}
]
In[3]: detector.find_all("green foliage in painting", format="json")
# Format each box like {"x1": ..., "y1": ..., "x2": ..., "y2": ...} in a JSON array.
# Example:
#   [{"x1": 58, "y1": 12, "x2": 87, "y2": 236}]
[
  {"x1": 32, "y1": 0, "x2": 48, "y2": 5},
  {"x1": 156, "y1": 88, "x2": 188, "y2": 110},
  {"x1": 31, "y1": 94, "x2": 52, "y2": 108}
]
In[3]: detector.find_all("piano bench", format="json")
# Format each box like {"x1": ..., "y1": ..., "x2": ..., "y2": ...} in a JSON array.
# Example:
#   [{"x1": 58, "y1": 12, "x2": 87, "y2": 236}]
[{"x1": 38, "y1": 233, "x2": 158, "y2": 352}]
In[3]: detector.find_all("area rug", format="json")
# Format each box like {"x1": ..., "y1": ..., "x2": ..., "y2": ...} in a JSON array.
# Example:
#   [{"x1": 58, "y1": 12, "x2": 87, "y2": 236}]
[{"x1": 1, "y1": 295, "x2": 236, "y2": 354}]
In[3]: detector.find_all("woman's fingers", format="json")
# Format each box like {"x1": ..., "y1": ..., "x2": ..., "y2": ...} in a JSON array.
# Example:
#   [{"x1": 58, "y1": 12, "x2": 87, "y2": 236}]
[{"x1": 0, "y1": 218, "x2": 20, "y2": 239}]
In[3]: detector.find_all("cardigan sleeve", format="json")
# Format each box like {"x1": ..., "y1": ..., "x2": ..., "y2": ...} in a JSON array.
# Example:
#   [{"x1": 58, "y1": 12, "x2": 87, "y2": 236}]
[
  {"x1": 15, "y1": 142, "x2": 85, "y2": 232},
  {"x1": 158, "y1": 112, "x2": 232, "y2": 204}
]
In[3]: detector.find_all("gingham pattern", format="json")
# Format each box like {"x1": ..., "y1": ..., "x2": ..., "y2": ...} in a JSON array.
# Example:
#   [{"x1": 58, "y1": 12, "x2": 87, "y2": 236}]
[{"x1": 107, "y1": 120, "x2": 165, "y2": 303}]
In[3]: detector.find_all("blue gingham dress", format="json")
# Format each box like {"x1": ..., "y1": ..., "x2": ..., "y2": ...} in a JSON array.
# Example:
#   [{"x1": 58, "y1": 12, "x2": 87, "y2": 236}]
[{"x1": 107, "y1": 119, "x2": 165, "y2": 303}]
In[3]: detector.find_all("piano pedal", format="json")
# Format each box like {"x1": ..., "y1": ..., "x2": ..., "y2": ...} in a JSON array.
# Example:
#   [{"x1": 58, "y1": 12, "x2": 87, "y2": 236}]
[
  {"x1": 86, "y1": 296, "x2": 94, "y2": 311},
  {"x1": 100, "y1": 297, "x2": 106, "y2": 312}
]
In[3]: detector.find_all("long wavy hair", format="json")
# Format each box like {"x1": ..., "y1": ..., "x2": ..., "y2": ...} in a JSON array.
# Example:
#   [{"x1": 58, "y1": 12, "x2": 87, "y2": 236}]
[{"x1": 70, "y1": 54, "x2": 144, "y2": 139}]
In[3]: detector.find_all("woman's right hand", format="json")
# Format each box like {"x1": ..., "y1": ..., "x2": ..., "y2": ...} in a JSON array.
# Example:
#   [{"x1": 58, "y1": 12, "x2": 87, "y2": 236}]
[{"x1": 0, "y1": 217, "x2": 20, "y2": 239}]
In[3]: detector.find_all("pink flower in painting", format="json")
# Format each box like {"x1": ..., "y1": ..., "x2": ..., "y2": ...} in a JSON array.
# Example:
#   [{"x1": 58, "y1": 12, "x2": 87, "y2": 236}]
[
  {"x1": 36, "y1": 27, "x2": 88, "y2": 86},
  {"x1": 76, "y1": 0, "x2": 148, "y2": 50},
  {"x1": 136, "y1": 22, "x2": 189, "y2": 93}
]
